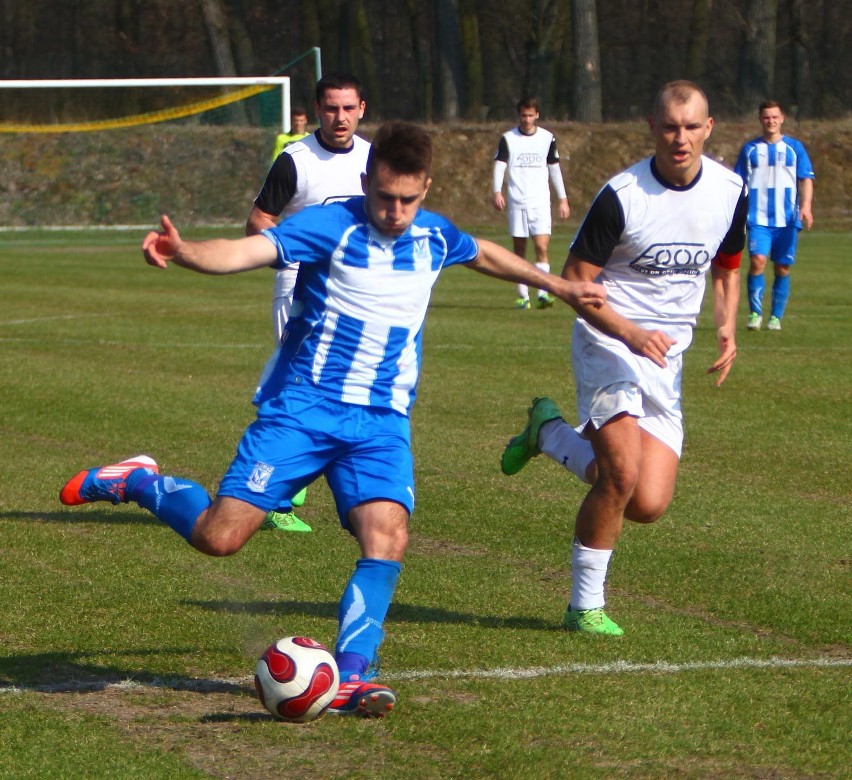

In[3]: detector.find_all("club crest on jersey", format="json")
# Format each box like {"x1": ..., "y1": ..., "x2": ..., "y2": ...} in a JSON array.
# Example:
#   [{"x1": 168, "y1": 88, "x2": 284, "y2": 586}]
[
  {"x1": 247, "y1": 462, "x2": 274, "y2": 493},
  {"x1": 413, "y1": 236, "x2": 431, "y2": 262},
  {"x1": 630, "y1": 242, "x2": 712, "y2": 276}
]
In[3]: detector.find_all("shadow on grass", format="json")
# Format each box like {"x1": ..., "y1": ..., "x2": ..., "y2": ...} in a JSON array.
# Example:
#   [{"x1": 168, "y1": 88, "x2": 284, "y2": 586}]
[
  {"x1": 0, "y1": 649, "x2": 252, "y2": 695},
  {"x1": 182, "y1": 598, "x2": 553, "y2": 631},
  {"x1": 2, "y1": 509, "x2": 158, "y2": 525}
]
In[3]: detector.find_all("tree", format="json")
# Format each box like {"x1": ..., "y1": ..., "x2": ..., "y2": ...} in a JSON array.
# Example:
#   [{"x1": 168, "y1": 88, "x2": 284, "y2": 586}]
[
  {"x1": 738, "y1": 0, "x2": 779, "y2": 112},
  {"x1": 571, "y1": 0, "x2": 601, "y2": 121},
  {"x1": 685, "y1": 0, "x2": 712, "y2": 82},
  {"x1": 434, "y1": 0, "x2": 464, "y2": 119}
]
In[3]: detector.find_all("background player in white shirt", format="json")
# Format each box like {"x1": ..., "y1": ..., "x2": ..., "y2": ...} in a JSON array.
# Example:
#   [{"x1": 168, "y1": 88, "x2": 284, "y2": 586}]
[
  {"x1": 501, "y1": 81, "x2": 747, "y2": 636},
  {"x1": 246, "y1": 72, "x2": 371, "y2": 532},
  {"x1": 734, "y1": 100, "x2": 815, "y2": 331},
  {"x1": 492, "y1": 96, "x2": 570, "y2": 309}
]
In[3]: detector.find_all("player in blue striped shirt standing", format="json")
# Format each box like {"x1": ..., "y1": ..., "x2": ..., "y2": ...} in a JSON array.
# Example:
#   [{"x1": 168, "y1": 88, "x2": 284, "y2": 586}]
[{"x1": 734, "y1": 100, "x2": 815, "y2": 331}]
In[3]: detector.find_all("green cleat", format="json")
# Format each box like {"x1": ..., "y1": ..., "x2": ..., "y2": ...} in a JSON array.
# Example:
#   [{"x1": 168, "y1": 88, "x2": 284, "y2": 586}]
[
  {"x1": 767, "y1": 315, "x2": 782, "y2": 331},
  {"x1": 563, "y1": 606, "x2": 624, "y2": 636},
  {"x1": 291, "y1": 487, "x2": 307, "y2": 507},
  {"x1": 536, "y1": 293, "x2": 555, "y2": 309},
  {"x1": 747, "y1": 312, "x2": 762, "y2": 331},
  {"x1": 261, "y1": 511, "x2": 312, "y2": 533},
  {"x1": 500, "y1": 396, "x2": 564, "y2": 475},
  {"x1": 515, "y1": 297, "x2": 531, "y2": 310}
]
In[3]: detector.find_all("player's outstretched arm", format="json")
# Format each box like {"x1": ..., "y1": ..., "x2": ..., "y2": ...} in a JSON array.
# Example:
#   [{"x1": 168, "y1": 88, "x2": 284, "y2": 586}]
[
  {"x1": 142, "y1": 215, "x2": 278, "y2": 275},
  {"x1": 468, "y1": 239, "x2": 606, "y2": 310},
  {"x1": 708, "y1": 261, "x2": 740, "y2": 386}
]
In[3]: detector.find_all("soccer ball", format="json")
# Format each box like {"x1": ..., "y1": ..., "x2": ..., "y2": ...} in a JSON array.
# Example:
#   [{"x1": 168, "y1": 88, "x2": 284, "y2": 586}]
[{"x1": 254, "y1": 636, "x2": 340, "y2": 723}]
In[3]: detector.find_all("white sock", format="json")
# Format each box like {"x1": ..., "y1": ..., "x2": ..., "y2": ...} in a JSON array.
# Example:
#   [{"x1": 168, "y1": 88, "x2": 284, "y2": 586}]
[
  {"x1": 535, "y1": 263, "x2": 550, "y2": 295},
  {"x1": 539, "y1": 419, "x2": 594, "y2": 483},
  {"x1": 517, "y1": 283, "x2": 529, "y2": 300},
  {"x1": 570, "y1": 540, "x2": 613, "y2": 611}
]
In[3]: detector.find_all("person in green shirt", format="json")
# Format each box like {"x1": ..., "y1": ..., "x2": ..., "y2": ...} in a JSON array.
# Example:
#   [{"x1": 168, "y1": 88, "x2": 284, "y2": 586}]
[{"x1": 271, "y1": 106, "x2": 309, "y2": 160}]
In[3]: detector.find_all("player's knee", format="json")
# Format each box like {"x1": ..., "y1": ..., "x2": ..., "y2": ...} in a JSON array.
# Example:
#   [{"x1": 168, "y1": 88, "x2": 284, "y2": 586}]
[
  {"x1": 598, "y1": 462, "x2": 641, "y2": 502},
  {"x1": 625, "y1": 492, "x2": 672, "y2": 524},
  {"x1": 193, "y1": 536, "x2": 242, "y2": 557}
]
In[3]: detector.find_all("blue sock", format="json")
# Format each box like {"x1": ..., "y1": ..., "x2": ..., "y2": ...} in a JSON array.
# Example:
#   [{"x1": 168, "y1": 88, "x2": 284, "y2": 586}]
[
  {"x1": 335, "y1": 558, "x2": 402, "y2": 677},
  {"x1": 126, "y1": 471, "x2": 210, "y2": 542},
  {"x1": 771, "y1": 275, "x2": 791, "y2": 320},
  {"x1": 747, "y1": 274, "x2": 765, "y2": 315}
]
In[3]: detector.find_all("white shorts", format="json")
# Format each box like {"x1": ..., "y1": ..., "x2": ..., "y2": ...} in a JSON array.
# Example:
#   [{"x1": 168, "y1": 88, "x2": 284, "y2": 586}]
[
  {"x1": 571, "y1": 322, "x2": 684, "y2": 457},
  {"x1": 507, "y1": 204, "x2": 552, "y2": 238}
]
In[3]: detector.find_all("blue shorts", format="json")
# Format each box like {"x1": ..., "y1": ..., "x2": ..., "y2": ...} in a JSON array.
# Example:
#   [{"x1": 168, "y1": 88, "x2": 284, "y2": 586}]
[
  {"x1": 217, "y1": 385, "x2": 415, "y2": 528},
  {"x1": 748, "y1": 224, "x2": 799, "y2": 266}
]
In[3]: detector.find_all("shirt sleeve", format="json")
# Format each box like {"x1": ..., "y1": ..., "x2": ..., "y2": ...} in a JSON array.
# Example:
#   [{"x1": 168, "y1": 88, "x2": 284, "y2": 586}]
[
  {"x1": 717, "y1": 182, "x2": 749, "y2": 257},
  {"x1": 569, "y1": 185, "x2": 625, "y2": 267},
  {"x1": 494, "y1": 135, "x2": 509, "y2": 163},
  {"x1": 253, "y1": 152, "x2": 298, "y2": 216},
  {"x1": 493, "y1": 160, "x2": 508, "y2": 193},
  {"x1": 548, "y1": 163, "x2": 567, "y2": 200},
  {"x1": 794, "y1": 140, "x2": 815, "y2": 179}
]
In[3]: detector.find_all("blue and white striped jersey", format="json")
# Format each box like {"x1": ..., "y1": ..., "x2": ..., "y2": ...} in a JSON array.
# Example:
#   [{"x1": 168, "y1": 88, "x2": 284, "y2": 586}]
[
  {"x1": 734, "y1": 136, "x2": 814, "y2": 229},
  {"x1": 258, "y1": 196, "x2": 479, "y2": 416}
]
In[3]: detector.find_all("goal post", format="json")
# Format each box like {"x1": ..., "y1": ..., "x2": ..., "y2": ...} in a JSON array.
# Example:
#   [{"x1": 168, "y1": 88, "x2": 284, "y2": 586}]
[{"x1": 0, "y1": 76, "x2": 291, "y2": 134}]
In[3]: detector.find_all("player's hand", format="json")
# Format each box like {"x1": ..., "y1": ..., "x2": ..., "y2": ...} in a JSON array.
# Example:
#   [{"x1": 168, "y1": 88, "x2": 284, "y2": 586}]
[
  {"x1": 626, "y1": 328, "x2": 676, "y2": 369},
  {"x1": 707, "y1": 327, "x2": 737, "y2": 386},
  {"x1": 558, "y1": 199, "x2": 570, "y2": 220},
  {"x1": 492, "y1": 192, "x2": 506, "y2": 212},
  {"x1": 563, "y1": 280, "x2": 606, "y2": 309},
  {"x1": 142, "y1": 214, "x2": 181, "y2": 269},
  {"x1": 800, "y1": 206, "x2": 814, "y2": 230}
]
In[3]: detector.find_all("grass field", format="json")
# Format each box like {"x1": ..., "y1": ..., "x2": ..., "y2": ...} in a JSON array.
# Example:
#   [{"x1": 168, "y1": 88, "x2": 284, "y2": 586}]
[{"x1": 0, "y1": 226, "x2": 849, "y2": 779}]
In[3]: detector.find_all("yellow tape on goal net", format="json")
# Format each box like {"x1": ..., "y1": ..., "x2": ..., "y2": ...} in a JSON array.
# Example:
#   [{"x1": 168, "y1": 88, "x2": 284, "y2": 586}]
[{"x1": 0, "y1": 77, "x2": 290, "y2": 134}]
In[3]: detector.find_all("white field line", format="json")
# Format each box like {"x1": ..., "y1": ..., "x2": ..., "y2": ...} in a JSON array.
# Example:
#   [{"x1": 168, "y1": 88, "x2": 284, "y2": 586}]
[{"x1": 0, "y1": 656, "x2": 848, "y2": 695}]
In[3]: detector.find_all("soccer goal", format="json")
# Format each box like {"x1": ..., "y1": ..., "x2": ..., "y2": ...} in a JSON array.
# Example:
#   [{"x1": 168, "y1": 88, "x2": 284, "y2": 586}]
[{"x1": 0, "y1": 76, "x2": 292, "y2": 134}]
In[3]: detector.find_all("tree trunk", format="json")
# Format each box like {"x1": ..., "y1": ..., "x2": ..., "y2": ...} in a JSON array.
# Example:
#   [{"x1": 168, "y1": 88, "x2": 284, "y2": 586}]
[
  {"x1": 524, "y1": 0, "x2": 561, "y2": 112},
  {"x1": 686, "y1": 0, "x2": 712, "y2": 82},
  {"x1": 459, "y1": 0, "x2": 484, "y2": 119},
  {"x1": 434, "y1": 0, "x2": 464, "y2": 119},
  {"x1": 571, "y1": 0, "x2": 601, "y2": 121},
  {"x1": 788, "y1": 0, "x2": 811, "y2": 117},
  {"x1": 199, "y1": 0, "x2": 247, "y2": 122},
  {"x1": 738, "y1": 0, "x2": 779, "y2": 112}
]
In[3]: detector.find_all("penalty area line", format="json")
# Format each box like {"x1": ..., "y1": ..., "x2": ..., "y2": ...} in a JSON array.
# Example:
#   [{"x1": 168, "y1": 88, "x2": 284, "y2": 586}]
[{"x1": 0, "y1": 656, "x2": 848, "y2": 696}]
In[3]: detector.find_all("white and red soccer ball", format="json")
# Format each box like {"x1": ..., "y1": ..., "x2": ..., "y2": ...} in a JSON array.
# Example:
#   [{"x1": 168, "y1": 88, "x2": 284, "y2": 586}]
[{"x1": 254, "y1": 636, "x2": 340, "y2": 723}]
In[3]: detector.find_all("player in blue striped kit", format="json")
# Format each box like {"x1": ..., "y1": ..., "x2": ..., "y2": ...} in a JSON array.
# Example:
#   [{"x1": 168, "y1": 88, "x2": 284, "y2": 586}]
[
  {"x1": 734, "y1": 100, "x2": 815, "y2": 331},
  {"x1": 60, "y1": 122, "x2": 606, "y2": 718}
]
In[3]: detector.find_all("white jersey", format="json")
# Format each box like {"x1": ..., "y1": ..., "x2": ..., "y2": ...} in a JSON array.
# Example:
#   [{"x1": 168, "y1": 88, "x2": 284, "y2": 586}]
[
  {"x1": 276, "y1": 132, "x2": 370, "y2": 219},
  {"x1": 493, "y1": 126, "x2": 565, "y2": 208},
  {"x1": 571, "y1": 156, "x2": 747, "y2": 355},
  {"x1": 252, "y1": 131, "x2": 371, "y2": 336}
]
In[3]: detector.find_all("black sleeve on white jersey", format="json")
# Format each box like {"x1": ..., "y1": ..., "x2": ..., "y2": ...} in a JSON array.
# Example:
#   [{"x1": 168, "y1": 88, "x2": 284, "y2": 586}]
[
  {"x1": 546, "y1": 138, "x2": 560, "y2": 164},
  {"x1": 569, "y1": 185, "x2": 625, "y2": 267},
  {"x1": 718, "y1": 182, "x2": 749, "y2": 256},
  {"x1": 494, "y1": 135, "x2": 509, "y2": 163},
  {"x1": 253, "y1": 152, "x2": 298, "y2": 216}
]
